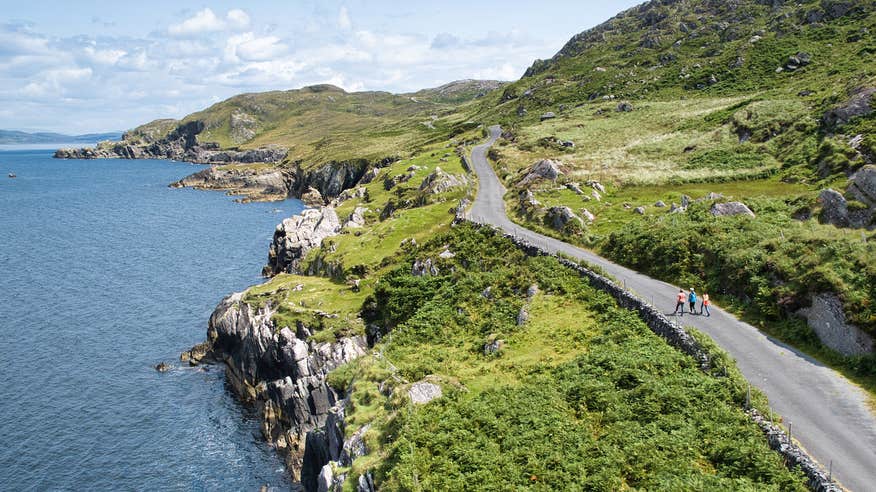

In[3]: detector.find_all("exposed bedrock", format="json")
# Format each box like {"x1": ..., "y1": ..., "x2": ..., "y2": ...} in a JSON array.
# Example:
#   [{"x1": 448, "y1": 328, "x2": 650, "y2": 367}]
[{"x1": 203, "y1": 292, "x2": 367, "y2": 485}]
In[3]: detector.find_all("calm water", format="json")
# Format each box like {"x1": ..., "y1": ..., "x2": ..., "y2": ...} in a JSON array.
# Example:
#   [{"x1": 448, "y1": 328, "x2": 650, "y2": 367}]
[{"x1": 0, "y1": 149, "x2": 303, "y2": 490}]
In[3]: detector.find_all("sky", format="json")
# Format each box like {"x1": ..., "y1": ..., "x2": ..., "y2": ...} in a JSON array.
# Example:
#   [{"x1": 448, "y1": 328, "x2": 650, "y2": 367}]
[{"x1": 1, "y1": 0, "x2": 643, "y2": 133}]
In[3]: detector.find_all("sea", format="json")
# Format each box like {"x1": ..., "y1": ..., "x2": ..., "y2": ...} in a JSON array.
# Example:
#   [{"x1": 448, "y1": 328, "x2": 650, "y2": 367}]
[{"x1": 0, "y1": 147, "x2": 304, "y2": 490}]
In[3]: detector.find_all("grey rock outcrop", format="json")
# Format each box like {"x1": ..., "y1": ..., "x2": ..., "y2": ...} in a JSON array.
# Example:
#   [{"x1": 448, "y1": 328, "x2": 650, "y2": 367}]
[
  {"x1": 408, "y1": 381, "x2": 442, "y2": 405},
  {"x1": 540, "y1": 112, "x2": 556, "y2": 121},
  {"x1": 797, "y1": 293, "x2": 873, "y2": 356},
  {"x1": 204, "y1": 292, "x2": 368, "y2": 482},
  {"x1": 343, "y1": 207, "x2": 368, "y2": 229},
  {"x1": 817, "y1": 168, "x2": 876, "y2": 229},
  {"x1": 55, "y1": 120, "x2": 287, "y2": 164},
  {"x1": 265, "y1": 208, "x2": 341, "y2": 276},
  {"x1": 818, "y1": 189, "x2": 850, "y2": 227},
  {"x1": 411, "y1": 258, "x2": 439, "y2": 277},
  {"x1": 710, "y1": 202, "x2": 755, "y2": 217},
  {"x1": 545, "y1": 206, "x2": 584, "y2": 231},
  {"x1": 822, "y1": 87, "x2": 875, "y2": 128},
  {"x1": 519, "y1": 159, "x2": 564, "y2": 186},
  {"x1": 302, "y1": 187, "x2": 325, "y2": 207},
  {"x1": 419, "y1": 167, "x2": 468, "y2": 194},
  {"x1": 846, "y1": 165, "x2": 876, "y2": 206},
  {"x1": 580, "y1": 208, "x2": 596, "y2": 222},
  {"x1": 169, "y1": 165, "x2": 291, "y2": 202}
]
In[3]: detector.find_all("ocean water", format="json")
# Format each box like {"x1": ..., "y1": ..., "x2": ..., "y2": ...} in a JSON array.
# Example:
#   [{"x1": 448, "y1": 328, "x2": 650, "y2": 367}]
[{"x1": 0, "y1": 149, "x2": 302, "y2": 490}]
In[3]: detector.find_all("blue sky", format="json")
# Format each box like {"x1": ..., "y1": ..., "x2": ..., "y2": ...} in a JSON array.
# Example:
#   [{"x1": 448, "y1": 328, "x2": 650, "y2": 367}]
[{"x1": 1, "y1": 1, "x2": 643, "y2": 133}]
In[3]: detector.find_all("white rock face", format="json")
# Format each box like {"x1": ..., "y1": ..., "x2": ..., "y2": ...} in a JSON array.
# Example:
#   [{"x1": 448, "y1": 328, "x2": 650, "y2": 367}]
[
  {"x1": 265, "y1": 207, "x2": 341, "y2": 275},
  {"x1": 408, "y1": 381, "x2": 443, "y2": 405}
]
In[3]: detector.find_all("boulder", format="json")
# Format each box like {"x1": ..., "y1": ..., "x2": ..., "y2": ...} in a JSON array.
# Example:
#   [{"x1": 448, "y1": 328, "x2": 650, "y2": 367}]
[
  {"x1": 566, "y1": 182, "x2": 584, "y2": 195},
  {"x1": 846, "y1": 165, "x2": 876, "y2": 206},
  {"x1": 822, "y1": 87, "x2": 875, "y2": 128},
  {"x1": 343, "y1": 207, "x2": 368, "y2": 229},
  {"x1": 616, "y1": 102, "x2": 634, "y2": 112},
  {"x1": 798, "y1": 293, "x2": 873, "y2": 356},
  {"x1": 517, "y1": 306, "x2": 529, "y2": 326},
  {"x1": 654, "y1": 200, "x2": 666, "y2": 207},
  {"x1": 545, "y1": 206, "x2": 584, "y2": 231},
  {"x1": 818, "y1": 189, "x2": 849, "y2": 227},
  {"x1": 540, "y1": 112, "x2": 556, "y2": 121},
  {"x1": 419, "y1": 167, "x2": 468, "y2": 194},
  {"x1": 155, "y1": 362, "x2": 171, "y2": 372},
  {"x1": 412, "y1": 258, "x2": 439, "y2": 277},
  {"x1": 264, "y1": 208, "x2": 341, "y2": 275},
  {"x1": 634, "y1": 206, "x2": 646, "y2": 215},
  {"x1": 484, "y1": 339, "x2": 504, "y2": 355},
  {"x1": 681, "y1": 194, "x2": 692, "y2": 208},
  {"x1": 519, "y1": 159, "x2": 564, "y2": 186},
  {"x1": 710, "y1": 202, "x2": 756, "y2": 217},
  {"x1": 588, "y1": 181, "x2": 606, "y2": 193},
  {"x1": 409, "y1": 381, "x2": 442, "y2": 405},
  {"x1": 580, "y1": 208, "x2": 596, "y2": 222}
]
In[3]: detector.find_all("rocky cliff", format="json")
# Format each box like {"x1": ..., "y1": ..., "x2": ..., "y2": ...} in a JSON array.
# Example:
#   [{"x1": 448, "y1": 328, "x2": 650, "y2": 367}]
[
  {"x1": 54, "y1": 120, "x2": 287, "y2": 164},
  {"x1": 198, "y1": 292, "x2": 368, "y2": 486},
  {"x1": 169, "y1": 165, "x2": 293, "y2": 203},
  {"x1": 264, "y1": 207, "x2": 342, "y2": 276}
]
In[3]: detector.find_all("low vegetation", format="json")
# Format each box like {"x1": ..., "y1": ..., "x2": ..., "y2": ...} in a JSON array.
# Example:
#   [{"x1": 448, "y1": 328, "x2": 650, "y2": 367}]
[{"x1": 334, "y1": 225, "x2": 806, "y2": 490}]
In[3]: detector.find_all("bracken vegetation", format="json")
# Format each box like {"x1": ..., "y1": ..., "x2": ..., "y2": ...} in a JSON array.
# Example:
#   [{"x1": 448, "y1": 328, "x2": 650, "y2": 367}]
[{"x1": 334, "y1": 225, "x2": 807, "y2": 490}]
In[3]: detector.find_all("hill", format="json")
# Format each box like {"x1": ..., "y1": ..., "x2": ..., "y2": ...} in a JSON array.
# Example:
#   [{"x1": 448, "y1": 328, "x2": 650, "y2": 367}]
[
  {"x1": 0, "y1": 129, "x2": 121, "y2": 145},
  {"x1": 472, "y1": 0, "x2": 875, "y2": 395},
  {"x1": 476, "y1": 0, "x2": 875, "y2": 184}
]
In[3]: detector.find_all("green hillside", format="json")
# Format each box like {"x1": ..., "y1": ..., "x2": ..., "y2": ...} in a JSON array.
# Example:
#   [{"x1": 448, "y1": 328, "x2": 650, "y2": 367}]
[
  {"x1": 123, "y1": 81, "x2": 501, "y2": 168},
  {"x1": 469, "y1": 0, "x2": 876, "y2": 389},
  {"x1": 475, "y1": 0, "x2": 875, "y2": 184}
]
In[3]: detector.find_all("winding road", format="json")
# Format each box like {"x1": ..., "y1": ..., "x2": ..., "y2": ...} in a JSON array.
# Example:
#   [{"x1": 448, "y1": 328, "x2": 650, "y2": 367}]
[{"x1": 468, "y1": 125, "x2": 876, "y2": 491}]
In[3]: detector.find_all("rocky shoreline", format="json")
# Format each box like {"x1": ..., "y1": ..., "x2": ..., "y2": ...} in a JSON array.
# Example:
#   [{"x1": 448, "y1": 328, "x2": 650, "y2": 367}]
[{"x1": 183, "y1": 292, "x2": 371, "y2": 490}]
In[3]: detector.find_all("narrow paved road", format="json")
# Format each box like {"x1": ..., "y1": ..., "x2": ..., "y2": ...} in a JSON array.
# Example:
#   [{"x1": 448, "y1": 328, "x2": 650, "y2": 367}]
[{"x1": 468, "y1": 125, "x2": 876, "y2": 491}]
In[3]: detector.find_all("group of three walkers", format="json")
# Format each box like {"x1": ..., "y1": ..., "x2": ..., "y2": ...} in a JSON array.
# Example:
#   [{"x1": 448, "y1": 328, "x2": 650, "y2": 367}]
[{"x1": 674, "y1": 288, "x2": 710, "y2": 317}]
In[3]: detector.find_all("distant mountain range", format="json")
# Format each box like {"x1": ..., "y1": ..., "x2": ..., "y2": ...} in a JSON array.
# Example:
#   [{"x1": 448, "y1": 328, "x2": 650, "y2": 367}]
[{"x1": 0, "y1": 129, "x2": 121, "y2": 145}]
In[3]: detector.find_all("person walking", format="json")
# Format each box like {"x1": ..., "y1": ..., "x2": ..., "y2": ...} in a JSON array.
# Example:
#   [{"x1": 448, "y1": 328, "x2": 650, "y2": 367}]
[
  {"x1": 688, "y1": 288, "x2": 697, "y2": 315},
  {"x1": 674, "y1": 289, "x2": 685, "y2": 316},
  {"x1": 701, "y1": 293, "x2": 711, "y2": 317}
]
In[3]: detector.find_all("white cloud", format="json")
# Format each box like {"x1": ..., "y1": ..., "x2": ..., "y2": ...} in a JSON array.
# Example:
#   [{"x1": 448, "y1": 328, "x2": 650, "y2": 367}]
[
  {"x1": 225, "y1": 33, "x2": 287, "y2": 63},
  {"x1": 83, "y1": 46, "x2": 126, "y2": 65},
  {"x1": 338, "y1": 7, "x2": 352, "y2": 30},
  {"x1": 226, "y1": 9, "x2": 251, "y2": 30},
  {"x1": 168, "y1": 8, "x2": 250, "y2": 36},
  {"x1": 1, "y1": 6, "x2": 557, "y2": 133}
]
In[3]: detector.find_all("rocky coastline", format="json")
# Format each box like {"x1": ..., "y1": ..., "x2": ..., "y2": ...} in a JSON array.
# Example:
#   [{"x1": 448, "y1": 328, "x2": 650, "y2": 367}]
[{"x1": 183, "y1": 292, "x2": 371, "y2": 490}]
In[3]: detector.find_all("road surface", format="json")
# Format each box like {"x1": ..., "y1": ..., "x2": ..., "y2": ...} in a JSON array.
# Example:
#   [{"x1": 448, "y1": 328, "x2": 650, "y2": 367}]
[{"x1": 468, "y1": 125, "x2": 876, "y2": 491}]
